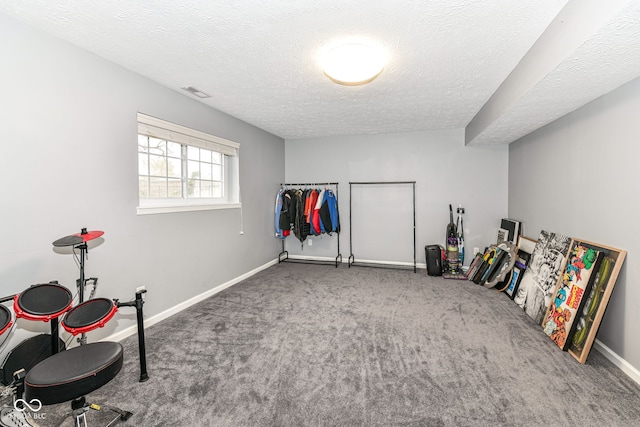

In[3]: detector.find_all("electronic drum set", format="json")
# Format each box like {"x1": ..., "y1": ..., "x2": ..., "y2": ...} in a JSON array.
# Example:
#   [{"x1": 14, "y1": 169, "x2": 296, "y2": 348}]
[{"x1": 0, "y1": 228, "x2": 149, "y2": 427}]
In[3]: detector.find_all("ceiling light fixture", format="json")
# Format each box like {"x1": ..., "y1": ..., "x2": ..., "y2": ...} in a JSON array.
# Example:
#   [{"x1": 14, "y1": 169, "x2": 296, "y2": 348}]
[
  {"x1": 181, "y1": 86, "x2": 211, "y2": 98},
  {"x1": 322, "y1": 43, "x2": 385, "y2": 86}
]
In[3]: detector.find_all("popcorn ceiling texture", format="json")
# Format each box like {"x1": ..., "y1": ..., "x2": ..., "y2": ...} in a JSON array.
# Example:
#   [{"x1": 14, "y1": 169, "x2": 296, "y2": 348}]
[
  {"x1": 0, "y1": 1, "x2": 638, "y2": 143},
  {"x1": 470, "y1": 1, "x2": 640, "y2": 145}
]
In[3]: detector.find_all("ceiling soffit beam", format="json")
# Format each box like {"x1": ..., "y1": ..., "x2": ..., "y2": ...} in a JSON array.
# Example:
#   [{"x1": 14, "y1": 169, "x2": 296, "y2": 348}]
[{"x1": 464, "y1": 0, "x2": 635, "y2": 146}]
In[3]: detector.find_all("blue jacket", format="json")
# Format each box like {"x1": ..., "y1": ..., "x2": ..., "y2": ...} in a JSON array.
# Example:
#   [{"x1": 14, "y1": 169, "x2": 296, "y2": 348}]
[
  {"x1": 274, "y1": 189, "x2": 285, "y2": 238},
  {"x1": 319, "y1": 190, "x2": 339, "y2": 234}
]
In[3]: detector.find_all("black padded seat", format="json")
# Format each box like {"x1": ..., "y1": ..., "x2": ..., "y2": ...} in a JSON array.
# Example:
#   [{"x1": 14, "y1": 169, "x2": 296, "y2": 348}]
[{"x1": 25, "y1": 342, "x2": 123, "y2": 405}]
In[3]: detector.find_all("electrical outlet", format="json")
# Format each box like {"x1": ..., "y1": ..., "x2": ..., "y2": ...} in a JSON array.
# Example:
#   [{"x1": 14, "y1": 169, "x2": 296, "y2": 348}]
[
  {"x1": 473, "y1": 247, "x2": 480, "y2": 255},
  {"x1": 136, "y1": 285, "x2": 146, "y2": 293},
  {"x1": 308, "y1": 239, "x2": 313, "y2": 246}
]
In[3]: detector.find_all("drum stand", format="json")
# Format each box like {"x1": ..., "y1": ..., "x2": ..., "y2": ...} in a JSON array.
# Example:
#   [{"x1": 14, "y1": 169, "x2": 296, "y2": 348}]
[
  {"x1": 114, "y1": 290, "x2": 149, "y2": 382},
  {"x1": 75, "y1": 242, "x2": 98, "y2": 347},
  {"x1": 65, "y1": 396, "x2": 132, "y2": 427},
  {"x1": 53, "y1": 229, "x2": 149, "y2": 381},
  {"x1": 0, "y1": 369, "x2": 41, "y2": 427},
  {"x1": 52, "y1": 228, "x2": 103, "y2": 347}
]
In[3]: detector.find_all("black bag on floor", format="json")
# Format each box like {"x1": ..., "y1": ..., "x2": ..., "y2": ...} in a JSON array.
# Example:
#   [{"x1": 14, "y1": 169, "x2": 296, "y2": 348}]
[{"x1": 425, "y1": 245, "x2": 443, "y2": 276}]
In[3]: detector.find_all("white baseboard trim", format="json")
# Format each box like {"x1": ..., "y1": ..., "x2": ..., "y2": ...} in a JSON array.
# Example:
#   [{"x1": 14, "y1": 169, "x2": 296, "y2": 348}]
[
  {"x1": 101, "y1": 258, "x2": 279, "y2": 343},
  {"x1": 594, "y1": 339, "x2": 640, "y2": 385}
]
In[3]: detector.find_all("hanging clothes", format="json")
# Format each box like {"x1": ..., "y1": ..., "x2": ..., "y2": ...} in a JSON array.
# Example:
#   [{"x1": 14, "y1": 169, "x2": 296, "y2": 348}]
[
  {"x1": 306, "y1": 189, "x2": 319, "y2": 235},
  {"x1": 319, "y1": 189, "x2": 340, "y2": 234},
  {"x1": 275, "y1": 185, "x2": 340, "y2": 240},
  {"x1": 327, "y1": 190, "x2": 340, "y2": 233},
  {"x1": 293, "y1": 189, "x2": 307, "y2": 243},
  {"x1": 275, "y1": 189, "x2": 285, "y2": 238},
  {"x1": 301, "y1": 189, "x2": 312, "y2": 238},
  {"x1": 278, "y1": 190, "x2": 293, "y2": 237},
  {"x1": 312, "y1": 188, "x2": 325, "y2": 235}
]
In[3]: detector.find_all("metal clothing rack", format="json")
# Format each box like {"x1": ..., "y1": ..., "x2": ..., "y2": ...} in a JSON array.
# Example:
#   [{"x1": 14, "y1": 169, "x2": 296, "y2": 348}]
[
  {"x1": 278, "y1": 182, "x2": 342, "y2": 268},
  {"x1": 348, "y1": 181, "x2": 417, "y2": 273}
]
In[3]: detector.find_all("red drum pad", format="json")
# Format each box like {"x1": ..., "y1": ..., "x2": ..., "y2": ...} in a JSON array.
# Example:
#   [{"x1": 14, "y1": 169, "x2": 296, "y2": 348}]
[
  {"x1": 0, "y1": 305, "x2": 12, "y2": 336},
  {"x1": 62, "y1": 298, "x2": 118, "y2": 336},
  {"x1": 14, "y1": 284, "x2": 72, "y2": 322},
  {"x1": 25, "y1": 342, "x2": 123, "y2": 405}
]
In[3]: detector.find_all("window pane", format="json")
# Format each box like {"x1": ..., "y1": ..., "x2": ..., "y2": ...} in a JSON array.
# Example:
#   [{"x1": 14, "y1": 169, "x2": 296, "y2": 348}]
[
  {"x1": 167, "y1": 141, "x2": 181, "y2": 158},
  {"x1": 167, "y1": 178, "x2": 182, "y2": 198},
  {"x1": 150, "y1": 177, "x2": 167, "y2": 198},
  {"x1": 212, "y1": 164, "x2": 222, "y2": 181},
  {"x1": 187, "y1": 179, "x2": 200, "y2": 197},
  {"x1": 149, "y1": 155, "x2": 167, "y2": 177},
  {"x1": 138, "y1": 153, "x2": 149, "y2": 175},
  {"x1": 149, "y1": 138, "x2": 166, "y2": 155},
  {"x1": 188, "y1": 160, "x2": 200, "y2": 179},
  {"x1": 212, "y1": 182, "x2": 222, "y2": 198},
  {"x1": 212, "y1": 151, "x2": 221, "y2": 164},
  {"x1": 138, "y1": 135, "x2": 149, "y2": 152},
  {"x1": 187, "y1": 146, "x2": 199, "y2": 161},
  {"x1": 200, "y1": 149, "x2": 212, "y2": 163},
  {"x1": 139, "y1": 177, "x2": 149, "y2": 198},
  {"x1": 200, "y1": 181, "x2": 213, "y2": 198},
  {"x1": 167, "y1": 157, "x2": 181, "y2": 179},
  {"x1": 200, "y1": 163, "x2": 212, "y2": 180}
]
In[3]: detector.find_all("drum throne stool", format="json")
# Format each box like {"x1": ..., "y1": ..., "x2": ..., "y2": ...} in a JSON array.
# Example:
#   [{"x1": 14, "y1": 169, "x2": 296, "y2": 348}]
[
  {"x1": 11, "y1": 289, "x2": 149, "y2": 426},
  {"x1": 23, "y1": 341, "x2": 132, "y2": 426}
]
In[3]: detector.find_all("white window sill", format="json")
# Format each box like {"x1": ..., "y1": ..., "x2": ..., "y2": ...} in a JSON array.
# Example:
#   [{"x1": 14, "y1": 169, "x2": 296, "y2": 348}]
[{"x1": 137, "y1": 203, "x2": 241, "y2": 215}]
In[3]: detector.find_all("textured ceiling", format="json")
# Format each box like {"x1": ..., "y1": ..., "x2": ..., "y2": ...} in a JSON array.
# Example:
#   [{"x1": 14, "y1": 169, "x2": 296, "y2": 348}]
[{"x1": 1, "y1": 1, "x2": 639, "y2": 144}]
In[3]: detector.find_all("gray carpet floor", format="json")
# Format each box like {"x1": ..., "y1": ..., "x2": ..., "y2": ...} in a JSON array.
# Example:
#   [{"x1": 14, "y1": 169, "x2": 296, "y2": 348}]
[{"x1": 25, "y1": 263, "x2": 640, "y2": 426}]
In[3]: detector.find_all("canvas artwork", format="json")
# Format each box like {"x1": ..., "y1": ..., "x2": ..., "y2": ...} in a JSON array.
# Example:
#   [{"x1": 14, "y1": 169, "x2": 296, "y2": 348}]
[
  {"x1": 505, "y1": 264, "x2": 522, "y2": 297},
  {"x1": 517, "y1": 236, "x2": 536, "y2": 254},
  {"x1": 505, "y1": 236, "x2": 534, "y2": 299},
  {"x1": 568, "y1": 240, "x2": 626, "y2": 363},
  {"x1": 542, "y1": 243, "x2": 602, "y2": 350},
  {"x1": 513, "y1": 230, "x2": 571, "y2": 324},
  {"x1": 505, "y1": 255, "x2": 528, "y2": 298},
  {"x1": 500, "y1": 218, "x2": 521, "y2": 244},
  {"x1": 496, "y1": 228, "x2": 508, "y2": 245}
]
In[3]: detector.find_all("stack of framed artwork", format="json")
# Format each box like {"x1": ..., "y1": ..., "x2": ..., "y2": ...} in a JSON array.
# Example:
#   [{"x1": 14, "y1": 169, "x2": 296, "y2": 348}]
[
  {"x1": 465, "y1": 242, "x2": 516, "y2": 288},
  {"x1": 504, "y1": 233, "x2": 626, "y2": 364}
]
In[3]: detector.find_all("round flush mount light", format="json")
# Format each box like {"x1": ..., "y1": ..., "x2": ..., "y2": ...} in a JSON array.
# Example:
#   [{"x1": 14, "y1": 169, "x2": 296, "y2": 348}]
[{"x1": 322, "y1": 43, "x2": 386, "y2": 86}]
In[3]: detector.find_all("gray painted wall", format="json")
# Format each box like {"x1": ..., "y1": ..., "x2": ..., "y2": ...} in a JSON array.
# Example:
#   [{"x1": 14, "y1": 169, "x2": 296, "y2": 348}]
[
  {"x1": 509, "y1": 76, "x2": 640, "y2": 370},
  {"x1": 0, "y1": 14, "x2": 284, "y2": 350},
  {"x1": 284, "y1": 130, "x2": 509, "y2": 266}
]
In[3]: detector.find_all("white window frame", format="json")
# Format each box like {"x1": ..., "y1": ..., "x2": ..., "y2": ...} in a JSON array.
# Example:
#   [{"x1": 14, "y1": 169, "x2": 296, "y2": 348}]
[{"x1": 137, "y1": 113, "x2": 241, "y2": 215}]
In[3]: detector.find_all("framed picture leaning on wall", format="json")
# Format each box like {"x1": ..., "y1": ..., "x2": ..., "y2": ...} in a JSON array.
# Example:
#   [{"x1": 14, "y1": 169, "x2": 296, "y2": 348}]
[
  {"x1": 542, "y1": 241, "x2": 604, "y2": 351},
  {"x1": 566, "y1": 239, "x2": 626, "y2": 364},
  {"x1": 513, "y1": 231, "x2": 572, "y2": 324},
  {"x1": 504, "y1": 236, "x2": 535, "y2": 299}
]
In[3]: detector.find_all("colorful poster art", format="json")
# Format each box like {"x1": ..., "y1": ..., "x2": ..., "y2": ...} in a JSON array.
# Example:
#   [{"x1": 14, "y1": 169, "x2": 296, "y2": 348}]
[
  {"x1": 513, "y1": 231, "x2": 571, "y2": 325},
  {"x1": 543, "y1": 244, "x2": 601, "y2": 350},
  {"x1": 568, "y1": 241, "x2": 626, "y2": 364}
]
